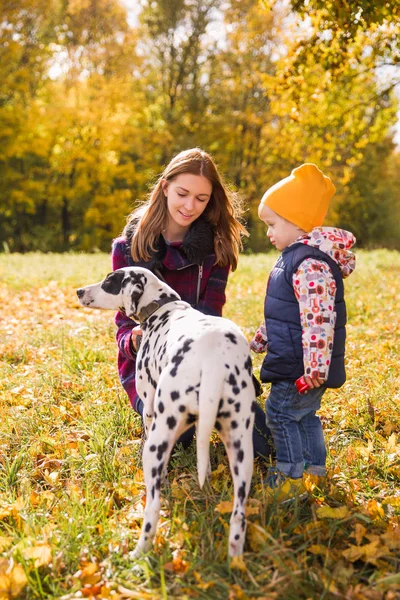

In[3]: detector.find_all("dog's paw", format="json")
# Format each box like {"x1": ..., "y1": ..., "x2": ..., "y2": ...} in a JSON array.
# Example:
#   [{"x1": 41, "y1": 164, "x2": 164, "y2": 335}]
[{"x1": 129, "y1": 546, "x2": 146, "y2": 560}]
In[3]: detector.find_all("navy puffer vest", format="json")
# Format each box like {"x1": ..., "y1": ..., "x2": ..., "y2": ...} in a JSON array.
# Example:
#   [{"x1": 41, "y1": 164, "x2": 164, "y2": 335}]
[{"x1": 260, "y1": 243, "x2": 346, "y2": 388}]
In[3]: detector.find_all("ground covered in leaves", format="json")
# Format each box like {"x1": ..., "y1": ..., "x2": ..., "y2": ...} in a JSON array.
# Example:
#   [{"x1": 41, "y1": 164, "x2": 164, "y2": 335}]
[{"x1": 0, "y1": 250, "x2": 399, "y2": 600}]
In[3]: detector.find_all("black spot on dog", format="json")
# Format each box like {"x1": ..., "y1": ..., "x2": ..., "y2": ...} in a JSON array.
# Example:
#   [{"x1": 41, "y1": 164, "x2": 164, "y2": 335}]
[
  {"x1": 158, "y1": 402, "x2": 164, "y2": 413},
  {"x1": 251, "y1": 401, "x2": 257, "y2": 413},
  {"x1": 234, "y1": 402, "x2": 241, "y2": 413},
  {"x1": 149, "y1": 444, "x2": 156, "y2": 452},
  {"x1": 225, "y1": 333, "x2": 237, "y2": 345},
  {"x1": 157, "y1": 441, "x2": 168, "y2": 461},
  {"x1": 151, "y1": 485, "x2": 155, "y2": 499},
  {"x1": 241, "y1": 380, "x2": 247, "y2": 389},
  {"x1": 235, "y1": 534, "x2": 240, "y2": 540},
  {"x1": 238, "y1": 481, "x2": 246, "y2": 504},
  {"x1": 245, "y1": 418, "x2": 250, "y2": 429},
  {"x1": 101, "y1": 271, "x2": 125, "y2": 295},
  {"x1": 146, "y1": 367, "x2": 157, "y2": 389},
  {"x1": 215, "y1": 421, "x2": 222, "y2": 431},
  {"x1": 217, "y1": 410, "x2": 231, "y2": 419},
  {"x1": 170, "y1": 339, "x2": 194, "y2": 377},
  {"x1": 160, "y1": 292, "x2": 180, "y2": 302},
  {"x1": 145, "y1": 522, "x2": 151, "y2": 532},
  {"x1": 167, "y1": 416, "x2": 177, "y2": 429},
  {"x1": 237, "y1": 449, "x2": 244, "y2": 462},
  {"x1": 234, "y1": 465, "x2": 239, "y2": 475},
  {"x1": 152, "y1": 467, "x2": 157, "y2": 478},
  {"x1": 233, "y1": 440, "x2": 241, "y2": 449},
  {"x1": 228, "y1": 373, "x2": 240, "y2": 395},
  {"x1": 228, "y1": 398, "x2": 234, "y2": 405},
  {"x1": 157, "y1": 462, "x2": 164, "y2": 475},
  {"x1": 187, "y1": 413, "x2": 196, "y2": 425},
  {"x1": 235, "y1": 365, "x2": 240, "y2": 376},
  {"x1": 179, "y1": 405, "x2": 186, "y2": 412},
  {"x1": 151, "y1": 423, "x2": 156, "y2": 431},
  {"x1": 218, "y1": 398, "x2": 224, "y2": 411},
  {"x1": 244, "y1": 356, "x2": 252, "y2": 375},
  {"x1": 171, "y1": 391, "x2": 180, "y2": 401},
  {"x1": 231, "y1": 420, "x2": 238, "y2": 429}
]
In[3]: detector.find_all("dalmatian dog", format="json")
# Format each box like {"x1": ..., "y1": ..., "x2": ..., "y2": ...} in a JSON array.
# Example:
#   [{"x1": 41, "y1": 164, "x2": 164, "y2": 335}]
[{"x1": 77, "y1": 267, "x2": 256, "y2": 558}]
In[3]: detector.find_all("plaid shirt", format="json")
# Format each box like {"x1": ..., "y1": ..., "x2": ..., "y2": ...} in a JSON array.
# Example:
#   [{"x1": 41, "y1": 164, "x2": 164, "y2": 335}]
[{"x1": 112, "y1": 236, "x2": 230, "y2": 412}]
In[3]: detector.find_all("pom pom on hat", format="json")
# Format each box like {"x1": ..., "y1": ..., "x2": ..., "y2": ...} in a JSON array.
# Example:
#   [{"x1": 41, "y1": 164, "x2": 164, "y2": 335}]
[{"x1": 260, "y1": 163, "x2": 336, "y2": 232}]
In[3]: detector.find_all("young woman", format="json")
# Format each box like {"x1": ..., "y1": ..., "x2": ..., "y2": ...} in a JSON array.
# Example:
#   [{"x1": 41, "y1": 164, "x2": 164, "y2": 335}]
[{"x1": 112, "y1": 148, "x2": 273, "y2": 457}]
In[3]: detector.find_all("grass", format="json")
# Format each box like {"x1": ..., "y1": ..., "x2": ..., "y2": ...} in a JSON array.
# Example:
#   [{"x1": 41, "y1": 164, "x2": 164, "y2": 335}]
[{"x1": 0, "y1": 250, "x2": 399, "y2": 599}]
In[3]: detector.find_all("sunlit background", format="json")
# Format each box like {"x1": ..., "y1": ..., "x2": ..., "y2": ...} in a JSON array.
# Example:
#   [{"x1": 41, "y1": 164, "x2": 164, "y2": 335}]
[{"x1": 1, "y1": 0, "x2": 399, "y2": 253}]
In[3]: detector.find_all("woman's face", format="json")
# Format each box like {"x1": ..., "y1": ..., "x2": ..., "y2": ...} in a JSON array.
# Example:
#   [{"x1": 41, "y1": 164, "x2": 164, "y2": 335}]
[{"x1": 162, "y1": 173, "x2": 212, "y2": 238}]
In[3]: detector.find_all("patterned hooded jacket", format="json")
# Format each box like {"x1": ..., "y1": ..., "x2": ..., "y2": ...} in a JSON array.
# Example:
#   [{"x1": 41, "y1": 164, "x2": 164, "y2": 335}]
[
  {"x1": 252, "y1": 227, "x2": 356, "y2": 386},
  {"x1": 111, "y1": 216, "x2": 230, "y2": 411}
]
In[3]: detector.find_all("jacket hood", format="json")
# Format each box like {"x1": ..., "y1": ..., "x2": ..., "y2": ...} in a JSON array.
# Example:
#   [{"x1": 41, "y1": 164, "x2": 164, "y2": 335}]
[
  {"x1": 123, "y1": 215, "x2": 215, "y2": 269},
  {"x1": 295, "y1": 227, "x2": 356, "y2": 278}
]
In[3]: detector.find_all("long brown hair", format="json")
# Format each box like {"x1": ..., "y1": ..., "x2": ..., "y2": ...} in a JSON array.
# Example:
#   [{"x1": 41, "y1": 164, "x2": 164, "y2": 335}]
[{"x1": 127, "y1": 148, "x2": 247, "y2": 271}]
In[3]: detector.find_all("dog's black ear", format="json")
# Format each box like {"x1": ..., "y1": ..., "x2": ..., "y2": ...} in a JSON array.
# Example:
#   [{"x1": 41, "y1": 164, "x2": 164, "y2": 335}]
[{"x1": 101, "y1": 271, "x2": 125, "y2": 295}]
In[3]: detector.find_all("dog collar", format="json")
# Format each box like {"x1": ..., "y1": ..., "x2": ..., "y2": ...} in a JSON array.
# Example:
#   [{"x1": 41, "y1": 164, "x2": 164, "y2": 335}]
[{"x1": 137, "y1": 297, "x2": 177, "y2": 324}]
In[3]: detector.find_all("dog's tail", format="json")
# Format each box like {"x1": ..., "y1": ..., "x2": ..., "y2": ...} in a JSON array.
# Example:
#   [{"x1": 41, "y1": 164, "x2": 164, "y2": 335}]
[{"x1": 196, "y1": 358, "x2": 223, "y2": 489}]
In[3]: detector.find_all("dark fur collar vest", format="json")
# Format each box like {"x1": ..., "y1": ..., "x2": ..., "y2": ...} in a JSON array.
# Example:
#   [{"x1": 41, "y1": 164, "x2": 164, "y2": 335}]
[{"x1": 123, "y1": 215, "x2": 215, "y2": 270}]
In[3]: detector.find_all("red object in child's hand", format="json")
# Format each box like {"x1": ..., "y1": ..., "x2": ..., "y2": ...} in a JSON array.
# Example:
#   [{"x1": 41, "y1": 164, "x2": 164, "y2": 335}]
[{"x1": 295, "y1": 375, "x2": 310, "y2": 394}]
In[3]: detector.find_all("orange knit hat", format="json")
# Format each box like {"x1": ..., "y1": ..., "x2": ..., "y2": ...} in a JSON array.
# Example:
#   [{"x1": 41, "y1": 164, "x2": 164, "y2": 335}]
[{"x1": 260, "y1": 163, "x2": 336, "y2": 232}]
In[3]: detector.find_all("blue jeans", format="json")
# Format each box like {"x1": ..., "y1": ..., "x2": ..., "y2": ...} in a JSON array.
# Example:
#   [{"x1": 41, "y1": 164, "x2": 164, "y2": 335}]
[{"x1": 265, "y1": 380, "x2": 327, "y2": 479}]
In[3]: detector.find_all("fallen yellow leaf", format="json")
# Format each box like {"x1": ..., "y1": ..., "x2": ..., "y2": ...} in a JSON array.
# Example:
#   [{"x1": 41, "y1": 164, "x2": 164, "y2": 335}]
[
  {"x1": 316, "y1": 505, "x2": 349, "y2": 519},
  {"x1": 308, "y1": 544, "x2": 330, "y2": 557},
  {"x1": 343, "y1": 540, "x2": 390, "y2": 565},
  {"x1": 230, "y1": 555, "x2": 247, "y2": 572},
  {"x1": 0, "y1": 560, "x2": 28, "y2": 599},
  {"x1": 215, "y1": 501, "x2": 233, "y2": 514},
  {"x1": 365, "y1": 499, "x2": 385, "y2": 520},
  {"x1": 21, "y1": 544, "x2": 52, "y2": 567},
  {"x1": 382, "y1": 495, "x2": 400, "y2": 508},
  {"x1": 247, "y1": 522, "x2": 269, "y2": 552}
]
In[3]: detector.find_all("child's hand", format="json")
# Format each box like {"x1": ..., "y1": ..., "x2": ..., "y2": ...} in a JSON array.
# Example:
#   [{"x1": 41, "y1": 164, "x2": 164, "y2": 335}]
[
  {"x1": 304, "y1": 375, "x2": 326, "y2": 389},
  {"x1": 250, "y1": 321, "x2": 268, "y2": 353}
]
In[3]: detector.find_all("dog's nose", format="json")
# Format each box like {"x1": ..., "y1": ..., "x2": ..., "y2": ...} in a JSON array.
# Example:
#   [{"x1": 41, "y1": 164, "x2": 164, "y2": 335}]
[{"x1": 76, "y1": 288, "x2": 85, "y2": 299}]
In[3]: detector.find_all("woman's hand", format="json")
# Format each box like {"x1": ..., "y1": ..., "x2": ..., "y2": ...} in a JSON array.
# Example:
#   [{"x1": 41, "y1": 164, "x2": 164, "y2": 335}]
[{"x1": 131, "y1": 326, "x2": 143, "y2": 351}]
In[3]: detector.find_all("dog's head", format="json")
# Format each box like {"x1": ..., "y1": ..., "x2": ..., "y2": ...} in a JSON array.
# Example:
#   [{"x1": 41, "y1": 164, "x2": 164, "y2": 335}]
[{"x1": 76, "y1": 267, "x2": 180, "y2": 320}]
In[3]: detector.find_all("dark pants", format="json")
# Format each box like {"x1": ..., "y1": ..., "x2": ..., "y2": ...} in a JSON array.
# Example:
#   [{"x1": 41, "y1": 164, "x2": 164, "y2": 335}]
[{"x1": 136, "y1": 398, "x2": 274, "y2": 459}]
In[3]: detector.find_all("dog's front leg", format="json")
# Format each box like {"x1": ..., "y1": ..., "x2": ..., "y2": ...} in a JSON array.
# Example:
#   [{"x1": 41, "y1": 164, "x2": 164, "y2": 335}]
[{"x1": 136, "y1": 377, "x2": 156, "y2": 438}]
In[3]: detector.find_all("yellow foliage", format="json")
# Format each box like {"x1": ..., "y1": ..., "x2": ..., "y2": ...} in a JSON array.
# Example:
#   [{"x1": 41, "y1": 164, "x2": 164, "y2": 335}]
[
  {"x1": 316, "y1": 505, "x2": 349, "y2": 519},
  {"x1": 0, "y1": 560, "x2": 28, "y2": 599}
]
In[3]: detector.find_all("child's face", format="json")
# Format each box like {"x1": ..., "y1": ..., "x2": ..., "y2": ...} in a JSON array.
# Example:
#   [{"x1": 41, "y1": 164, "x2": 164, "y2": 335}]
[{"x1": 258, "y1": 204, "x2": 304, "y2": 251}]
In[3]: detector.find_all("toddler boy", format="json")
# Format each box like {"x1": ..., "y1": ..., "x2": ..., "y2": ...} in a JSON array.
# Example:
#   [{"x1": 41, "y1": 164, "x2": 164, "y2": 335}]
[{"x1": 251, "y1": 164, "x2": 356, "y2": 492}]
